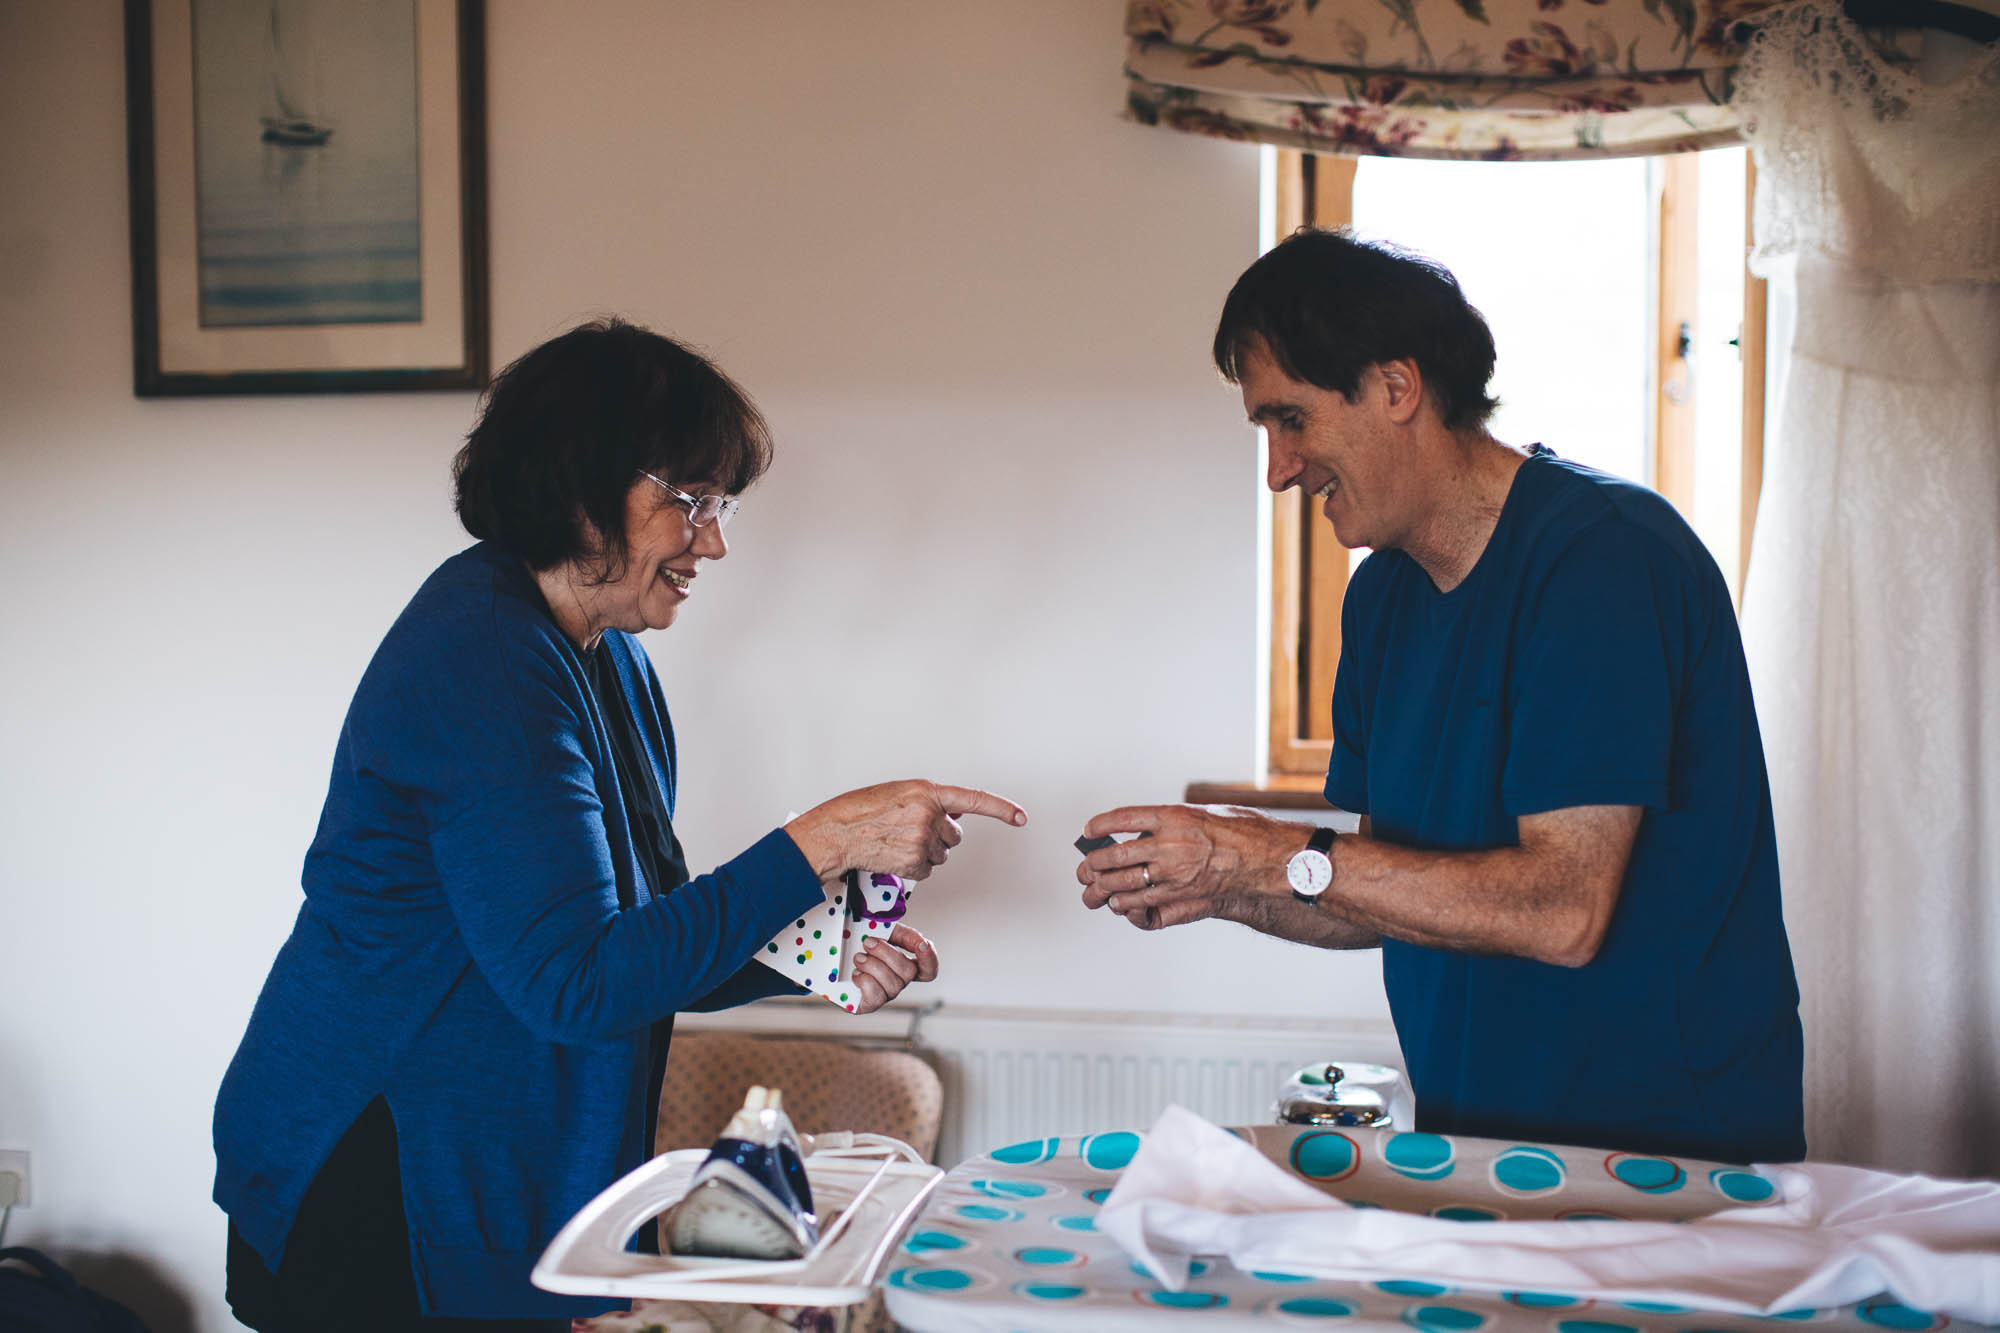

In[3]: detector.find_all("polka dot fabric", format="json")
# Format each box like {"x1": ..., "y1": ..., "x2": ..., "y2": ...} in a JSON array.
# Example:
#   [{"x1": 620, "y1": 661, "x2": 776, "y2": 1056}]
[{"x1": 881, "y1": 1126, "x2": 1985, "y2": 1333}]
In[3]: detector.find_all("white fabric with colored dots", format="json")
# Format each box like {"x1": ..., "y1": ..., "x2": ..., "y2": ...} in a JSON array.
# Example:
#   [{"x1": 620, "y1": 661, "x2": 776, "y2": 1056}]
[{"x1": 1097, "y1": 1107, "x2": 2000, "y2": 1323}]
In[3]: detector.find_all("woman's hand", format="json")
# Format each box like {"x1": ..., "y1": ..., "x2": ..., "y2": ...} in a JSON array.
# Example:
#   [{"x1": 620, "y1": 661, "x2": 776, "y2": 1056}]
[
  {"x1": 847, "y1": 923, "x2": 938, "y2": 1014},
  {"x1": 784, "y1": 780, "x2": 1026, "y2": 883}
]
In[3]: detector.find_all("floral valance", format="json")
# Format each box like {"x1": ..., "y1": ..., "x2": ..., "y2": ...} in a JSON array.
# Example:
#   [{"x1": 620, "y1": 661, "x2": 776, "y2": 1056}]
[{"x1": 1125, "y1": 0, "x2": 1787, "y2": 161}]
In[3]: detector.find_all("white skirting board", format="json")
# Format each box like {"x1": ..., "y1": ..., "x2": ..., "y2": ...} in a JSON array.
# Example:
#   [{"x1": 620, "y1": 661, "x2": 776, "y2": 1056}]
[{"x1": 676, "y1": 1000, "x2": 1402, "y2": 1166}]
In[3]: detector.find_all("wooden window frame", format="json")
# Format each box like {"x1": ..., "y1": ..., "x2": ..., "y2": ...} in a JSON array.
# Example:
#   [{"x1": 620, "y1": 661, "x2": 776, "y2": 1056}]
[
  {"x1": 1197, "y1": 149, "x2": 1767, "y2": 804},
  {"x1": 1264, "y1": 152, "x2": 1357, "y2": 784}
]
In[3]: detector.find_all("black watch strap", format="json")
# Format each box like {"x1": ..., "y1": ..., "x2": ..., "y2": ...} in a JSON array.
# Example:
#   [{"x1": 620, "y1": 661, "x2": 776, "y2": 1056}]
[{"x1": 1307, "y1": 826, "x2": 1337, "y2": 856}]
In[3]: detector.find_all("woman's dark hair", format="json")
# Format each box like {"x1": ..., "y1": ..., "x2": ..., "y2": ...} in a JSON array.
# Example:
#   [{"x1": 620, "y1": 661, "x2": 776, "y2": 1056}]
[
  {"x1": 453, "y1": 317, "x2": 773, "y2": 575},
  {"x1": 1213, "y1": 227, "x2": 1500, "y2": 431}
]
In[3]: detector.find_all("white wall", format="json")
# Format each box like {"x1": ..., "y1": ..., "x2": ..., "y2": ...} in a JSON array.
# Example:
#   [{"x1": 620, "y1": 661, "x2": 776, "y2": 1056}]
[{"x1": 0, "y1": 3, "x2": 1390, "y2": 1327}]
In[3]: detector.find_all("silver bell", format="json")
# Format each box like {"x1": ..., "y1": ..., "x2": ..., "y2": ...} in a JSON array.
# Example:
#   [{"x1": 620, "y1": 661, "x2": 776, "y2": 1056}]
[{"x1": 1275, "y1": 1061, "x2": 1404, "y2": 1128}]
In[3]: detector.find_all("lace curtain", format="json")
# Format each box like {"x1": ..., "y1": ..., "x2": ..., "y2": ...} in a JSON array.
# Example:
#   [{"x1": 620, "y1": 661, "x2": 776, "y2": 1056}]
[
  {"x1": 1734, "y1": 0, "x2": 2000, "y2": 1178},
  {"x1": 1124, "y1": 0, "x2": 1785, "y2": 160}
]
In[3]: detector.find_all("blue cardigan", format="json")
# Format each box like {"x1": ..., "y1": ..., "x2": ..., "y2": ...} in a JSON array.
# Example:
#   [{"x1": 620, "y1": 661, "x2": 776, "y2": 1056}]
[{"x1": 213, "y1": 542, "x2": 824, "y2": 1318}]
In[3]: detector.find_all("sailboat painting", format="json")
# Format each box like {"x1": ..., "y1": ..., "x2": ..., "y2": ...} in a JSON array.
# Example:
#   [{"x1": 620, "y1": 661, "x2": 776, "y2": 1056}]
[
  {"x1": 191, "y1": 0, "x2": 421, "y2": 327},
  {"x1": 259, "y1": 0, "x2": 335, "y2": 149}
]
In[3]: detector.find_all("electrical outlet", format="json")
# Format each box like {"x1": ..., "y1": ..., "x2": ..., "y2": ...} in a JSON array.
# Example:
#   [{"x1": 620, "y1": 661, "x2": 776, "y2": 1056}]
[{"x1": 0, "y1": 1150, "x2": 29, "y2": 1208}]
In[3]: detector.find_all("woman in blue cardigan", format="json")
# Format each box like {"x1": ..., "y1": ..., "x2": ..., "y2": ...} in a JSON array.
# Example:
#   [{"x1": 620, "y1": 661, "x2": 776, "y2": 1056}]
[{"x1": 214, "y1": 319, "x2": 1026, "y2": 1330}]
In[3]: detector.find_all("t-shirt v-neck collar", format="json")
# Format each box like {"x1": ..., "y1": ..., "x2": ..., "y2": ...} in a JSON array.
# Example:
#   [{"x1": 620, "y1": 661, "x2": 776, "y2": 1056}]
[{"x1": 1417, "y1": 443, "x2": 1551, "y2": 607}]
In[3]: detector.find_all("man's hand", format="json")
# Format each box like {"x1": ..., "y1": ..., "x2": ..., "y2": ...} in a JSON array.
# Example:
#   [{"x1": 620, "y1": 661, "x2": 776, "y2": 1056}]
[
  {"x1": 1076, "y1": 804, "x2": 1381, "y2": 950},
  {"x1": 1075, "y1": 804, "x2": 1301, "y2": 925}
]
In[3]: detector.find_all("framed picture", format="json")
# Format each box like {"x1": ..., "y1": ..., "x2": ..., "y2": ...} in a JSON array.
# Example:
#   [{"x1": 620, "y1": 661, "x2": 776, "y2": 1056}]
[{"x1": 124, "y1": 0, "x2": 488, "y2": 395}]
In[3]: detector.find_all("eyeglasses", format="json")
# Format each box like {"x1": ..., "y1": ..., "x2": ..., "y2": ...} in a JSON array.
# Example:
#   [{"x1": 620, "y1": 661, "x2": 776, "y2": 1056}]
[{"x1": 639, "y1": 471, "x2": 741, "y2": 529}]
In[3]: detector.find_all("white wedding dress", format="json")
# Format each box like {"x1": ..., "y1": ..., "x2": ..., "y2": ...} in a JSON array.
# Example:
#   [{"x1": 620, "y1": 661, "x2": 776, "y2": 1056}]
[{"x1": 1732, "y1": 0, "x2": 2000, "y2": 1178}]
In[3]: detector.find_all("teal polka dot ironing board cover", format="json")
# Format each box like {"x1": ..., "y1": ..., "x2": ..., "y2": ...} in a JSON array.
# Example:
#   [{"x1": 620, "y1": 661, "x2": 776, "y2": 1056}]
[{"x1": 881, "y1": 1125, "x2": 1993, "y2": 1333}]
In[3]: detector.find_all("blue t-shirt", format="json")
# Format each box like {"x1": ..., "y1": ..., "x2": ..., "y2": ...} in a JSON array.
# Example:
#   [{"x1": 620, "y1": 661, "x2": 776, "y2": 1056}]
[{"x1": 1326, "y1": 449, "x2": 1805, "y2": 1164}]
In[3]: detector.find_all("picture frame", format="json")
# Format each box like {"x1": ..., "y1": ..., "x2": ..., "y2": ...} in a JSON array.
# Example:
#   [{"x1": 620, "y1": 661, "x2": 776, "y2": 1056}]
[{"x1": 124, "y1": 0, "x2": 488, "y2": 396}]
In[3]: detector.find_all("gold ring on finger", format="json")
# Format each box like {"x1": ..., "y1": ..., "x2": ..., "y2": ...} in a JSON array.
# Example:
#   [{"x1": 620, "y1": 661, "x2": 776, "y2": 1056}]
[{"x1": 1141, "y1": 865, "x2": 1154, "y2": 888}]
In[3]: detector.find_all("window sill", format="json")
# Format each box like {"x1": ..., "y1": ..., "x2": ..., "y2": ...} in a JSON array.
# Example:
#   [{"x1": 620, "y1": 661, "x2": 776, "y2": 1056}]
[{"x1": 1183, "y1": 776, "x2": 1333, "y2": 810}]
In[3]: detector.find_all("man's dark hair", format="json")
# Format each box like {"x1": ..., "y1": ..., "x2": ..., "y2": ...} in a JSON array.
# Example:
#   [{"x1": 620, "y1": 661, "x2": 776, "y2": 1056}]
[
  {"x1": 453, "y1": 318, "x2": 772, "y2": 576},
  {"x1": 1213, "y1": 227, "x2": 1500, "y2": 431}
]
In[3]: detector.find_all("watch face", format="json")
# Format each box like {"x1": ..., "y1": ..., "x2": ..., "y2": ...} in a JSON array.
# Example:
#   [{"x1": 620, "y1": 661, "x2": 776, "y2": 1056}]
[{"x1": 1287, "y1": 849, "x2": 1332, "y2": 897}]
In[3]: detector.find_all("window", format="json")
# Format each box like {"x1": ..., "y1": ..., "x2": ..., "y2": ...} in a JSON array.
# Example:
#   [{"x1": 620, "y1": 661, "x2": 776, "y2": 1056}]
[{"x1": 1250, "y1": 149, "x2": 1769, "y2": 787}]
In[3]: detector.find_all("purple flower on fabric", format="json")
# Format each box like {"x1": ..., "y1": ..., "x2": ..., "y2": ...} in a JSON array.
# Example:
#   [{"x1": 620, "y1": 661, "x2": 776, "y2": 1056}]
[
  {"x1": 1503, "y1": 22, "x2": 1592, "y2": 77},
  {"x1": 1127, "y1": 0, "x2": 1175, "y2": 39},
  {"x1": 1292, "y1": 103, "x2": 1424, "y2": 156},
  {"x1": 1555, "y1": 83, "x2": 1645, "y2": 114},
  {"x1": 1208, "y1": 0, "x2": 1294, "y2": 25},
  {"x1": 1696, "y1": 0, "x2": 1779, "y2": 56},
  {"x1": 1164, "y1": 105, "x2": 1256, "y2": 139},
  {"x1": 1360, "y1": 75, "x2": 1409, "y2": 105}
]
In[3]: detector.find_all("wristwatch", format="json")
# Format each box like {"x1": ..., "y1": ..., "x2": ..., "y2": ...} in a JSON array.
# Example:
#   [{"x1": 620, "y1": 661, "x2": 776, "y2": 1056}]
[{"x1": 1286, "y1": 827, "x2": 1338, "y2": 904}]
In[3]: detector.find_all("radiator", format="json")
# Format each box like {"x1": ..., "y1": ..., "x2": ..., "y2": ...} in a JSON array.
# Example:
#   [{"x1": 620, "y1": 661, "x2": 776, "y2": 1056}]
[{"x1": 679, "y1": 999, "x2": 1402, "y2": 1166}]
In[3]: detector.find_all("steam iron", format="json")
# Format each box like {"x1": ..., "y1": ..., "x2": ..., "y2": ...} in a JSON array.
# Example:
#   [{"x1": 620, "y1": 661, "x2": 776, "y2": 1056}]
[{"x1": 662, "y1": 1085, "x2": 819, "y2": 1261}]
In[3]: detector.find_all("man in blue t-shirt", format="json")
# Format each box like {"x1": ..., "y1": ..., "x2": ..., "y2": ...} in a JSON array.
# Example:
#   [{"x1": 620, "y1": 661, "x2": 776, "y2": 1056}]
[{"x1": 1077, "y1": 229, "x2": 1805, "y2": 1164}]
